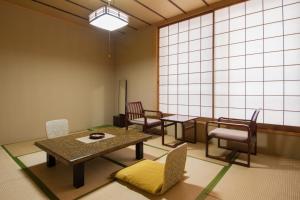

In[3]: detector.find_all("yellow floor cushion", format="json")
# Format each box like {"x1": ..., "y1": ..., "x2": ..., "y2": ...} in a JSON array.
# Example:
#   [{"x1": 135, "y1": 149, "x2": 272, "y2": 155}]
[{"x1": 115, "y1": 159, "x2": 164, "y2": 194}]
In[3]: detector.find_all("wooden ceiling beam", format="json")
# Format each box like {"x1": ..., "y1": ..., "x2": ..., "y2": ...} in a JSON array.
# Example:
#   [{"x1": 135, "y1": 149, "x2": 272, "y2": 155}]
[
  {"x1": 168, "y1": 0, "x2": 187, "y2": 14},
  {"x1": 133, "y1": 0, "x2": 167, "y2": 20},
  {"x1": 65, "y1": 0, "x2": 93, "y2": 11},
  {"x1": 201, "y1": 0, "x2": 210, "y2": 7},
  {"x1": 157, "y1": 0, "x2": 247, "y2": 27},
  {"x1": 32, "y1": 0, "x2": 87, "y2": 21}
]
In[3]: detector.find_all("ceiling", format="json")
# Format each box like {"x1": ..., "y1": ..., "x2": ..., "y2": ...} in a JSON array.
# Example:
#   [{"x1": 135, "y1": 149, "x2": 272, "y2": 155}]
[{"x1": 5, "y1": 0, "x2": 227, "y2": 34}]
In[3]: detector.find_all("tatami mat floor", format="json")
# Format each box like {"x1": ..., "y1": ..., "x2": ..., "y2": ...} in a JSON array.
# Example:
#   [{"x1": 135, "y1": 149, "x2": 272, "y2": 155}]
[
  {"x1": 1, "y1": 130, "x2": 300, "y2": 200},
  {"x1": 210, "y1": 154, "x2": 300, "y2": 200},
  {"x1": 80, "y1": 156, "x2": 223, "y2": 200},
  {"x1": 0, "y1": 148, "x2": 48, "y2": 200}
]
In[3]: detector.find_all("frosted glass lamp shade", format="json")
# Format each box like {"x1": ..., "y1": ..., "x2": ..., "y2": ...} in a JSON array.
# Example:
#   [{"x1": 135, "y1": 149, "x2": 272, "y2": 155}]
[{"x1": 89, "y1": 6, "x2": 128, "y2": 31}]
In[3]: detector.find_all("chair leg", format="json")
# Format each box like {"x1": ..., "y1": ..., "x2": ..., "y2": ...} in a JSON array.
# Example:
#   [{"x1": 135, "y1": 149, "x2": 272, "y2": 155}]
[
  {"x1": 205, "y1": 138, "x2": 209, "y2": 157},
  {"x1": 125, "y1": 120, "x2": 128, "y2": 130},
  {"x1": 254, "y1": 139, "x2": 257, "y2": 155},
  {"x1": 247, "y1": 141, "x2": 251, "y2": 167},
  {"x1": 142, "y1": 125, "x2": 146, "y2": 132}
]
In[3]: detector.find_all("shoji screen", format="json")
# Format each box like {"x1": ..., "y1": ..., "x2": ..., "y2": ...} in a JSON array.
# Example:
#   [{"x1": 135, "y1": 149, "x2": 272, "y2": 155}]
[
  {"x1": 159, "y1": 13, "x2": 213, "y2": 117},
  {"x1": 159, "y1": 0, "x2": 300, "y2": 127},
  {"x1": 214, "y1": 0, "x2": 300, "y2": 126}
]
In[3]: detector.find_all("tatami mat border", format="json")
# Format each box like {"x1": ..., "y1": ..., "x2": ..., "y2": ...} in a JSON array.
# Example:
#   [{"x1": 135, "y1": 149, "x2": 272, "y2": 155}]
[
  {"x1": 2, "y1": 143, "x2": 169, "y2": 200},
  {"x1": 195, "y1": 152, "x2": 239, "y2": 200},
  {"x1": 196, "y1": 164, "x2": 231, "y2": 200},
  {"x1": 13, "y1": 150, "x2": 42, "y2": 157},
  {"x1": 1, "y1": 145, "x2": 58, "y2": 200}
]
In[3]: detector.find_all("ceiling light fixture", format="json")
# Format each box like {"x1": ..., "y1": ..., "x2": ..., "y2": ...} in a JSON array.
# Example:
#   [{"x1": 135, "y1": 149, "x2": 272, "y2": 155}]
[{"x1": 89, "y1": 0, "x2": 128, "y2": 31}]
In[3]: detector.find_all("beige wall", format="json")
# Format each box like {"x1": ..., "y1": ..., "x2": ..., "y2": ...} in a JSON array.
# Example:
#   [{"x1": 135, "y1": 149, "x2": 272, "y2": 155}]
[
  {"x1": 114, "y1": 26, "x2": 157, "y2": 113},
  {"x1": 0, "y1": 1, "x2": 115, "y2": 144}
]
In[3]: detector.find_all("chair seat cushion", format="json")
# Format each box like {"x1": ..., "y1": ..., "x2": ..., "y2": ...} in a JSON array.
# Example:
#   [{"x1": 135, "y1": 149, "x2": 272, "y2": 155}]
[
  {"x1": 129, "y1": 118, "x2": 161, "y2": 125},
  {"x1": 115, "y1": 160, "x2": 164, "y2": 194},
  {"x1": 209, "y1": 128, "x2": 248, "y2": 141}
]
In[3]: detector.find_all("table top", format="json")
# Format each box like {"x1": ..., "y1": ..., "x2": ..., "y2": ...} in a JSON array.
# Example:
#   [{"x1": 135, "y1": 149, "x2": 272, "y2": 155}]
[
  {"x1": 160, "y1": 115, "x2": 199, "y2": 123},
  {"x1": 35, "y1": 127, "x2": 151, "y2": 165}
]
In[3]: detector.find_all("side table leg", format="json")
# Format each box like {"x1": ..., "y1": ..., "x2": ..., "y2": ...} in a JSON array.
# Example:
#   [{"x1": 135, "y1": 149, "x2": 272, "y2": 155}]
[
  {"x1": 161, "y1": 121, "x2": 165, "y2": 145},
  {"x1": 136, "y1": 142, "x2": 144, "y2": 160},
  {"x1": 175, "y1": 123, "x2": 178, "y2": 139}
]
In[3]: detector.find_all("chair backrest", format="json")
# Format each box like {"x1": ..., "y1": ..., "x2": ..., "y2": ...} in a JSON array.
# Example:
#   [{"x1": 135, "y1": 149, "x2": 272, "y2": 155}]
[
  {"x1": 46, "y1": 119, "x2": 69, "y2": 139},
  {"x1": 160, "y1": 143, "x2": 187, "y2": 194},
  {"x1": 250, "y1": 109, "x2": 260, "y2": 122},
  {"x1": 249, "y1": 109, "x2": 260, "y2": 135},
  {"x1": 126, "y1": 101, "x2": 144, "y2": 120}
]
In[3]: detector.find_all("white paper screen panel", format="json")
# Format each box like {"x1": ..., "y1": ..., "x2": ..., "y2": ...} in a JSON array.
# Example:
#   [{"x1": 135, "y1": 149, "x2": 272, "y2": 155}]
[
  {"x1": 230, "y1": 56, "x2": 246, "y2": 69},
  {"x1": 159, "y1": 13, "x2": 213, "y2": 117},
  {"x1": 284, "y1": 18, "x2": 300, "y2": 35}
]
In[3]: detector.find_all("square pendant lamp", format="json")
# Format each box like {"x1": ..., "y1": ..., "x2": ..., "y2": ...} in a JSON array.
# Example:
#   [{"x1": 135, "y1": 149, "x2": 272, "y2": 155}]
[{"x1": 89, "y1": 6, "x2": 128, "y2": 31}]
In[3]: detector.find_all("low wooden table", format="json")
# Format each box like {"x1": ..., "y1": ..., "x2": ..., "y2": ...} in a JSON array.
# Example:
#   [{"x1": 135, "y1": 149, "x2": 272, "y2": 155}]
[
  {"x1": 160, "y1": 115, "x2": 198, "y2": 148},
  {"x1": 35, "y1": 127, "x2": 151, "y2": 188}
]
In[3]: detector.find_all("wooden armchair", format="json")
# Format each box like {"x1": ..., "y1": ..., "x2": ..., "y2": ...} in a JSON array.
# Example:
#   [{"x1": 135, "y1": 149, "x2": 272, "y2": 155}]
[
  {"x1": 205, "y1": 110, "x2": 260, "y2": 167},
  {"x1": 125, "y1": 101, "x2": 162, "y2": 133}
]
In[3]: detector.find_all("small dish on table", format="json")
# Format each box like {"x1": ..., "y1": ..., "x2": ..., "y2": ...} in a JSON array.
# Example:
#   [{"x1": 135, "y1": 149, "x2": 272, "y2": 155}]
[{"x1": 89, "y1": 132, "x2": 105, "y2": 140}]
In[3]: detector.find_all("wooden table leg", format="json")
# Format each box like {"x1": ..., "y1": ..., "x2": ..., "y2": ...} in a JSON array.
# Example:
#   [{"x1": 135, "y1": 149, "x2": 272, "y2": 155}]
[
  {"x1": 73, "y1": 162, "x2": 85, "y2": 188},
  {"x1": 47, "y1": 153, "x2": 56, "y2": 167},
  {"x1": 136, "y1": 142, "x2": 143, "y2": 160}
]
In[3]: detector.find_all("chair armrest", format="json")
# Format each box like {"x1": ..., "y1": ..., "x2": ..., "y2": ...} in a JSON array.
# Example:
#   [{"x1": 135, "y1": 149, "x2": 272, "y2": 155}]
[
  {"x1": 144, "y1": 110, "x2": 162, "y2": 113},
  {"x1": 207, "y1": 121, "x2": 250, "y2": 128},
  {"x1": 143, "y1": 110, "x2": 163, "y2": 118},
  {"x1": 217, "y1": 117, "x2": 251, "y2": 127},
  {"x1": 218, "y1": 117, "x2": 251, "y2": 123}
]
